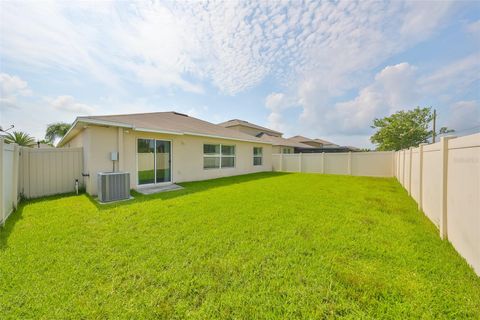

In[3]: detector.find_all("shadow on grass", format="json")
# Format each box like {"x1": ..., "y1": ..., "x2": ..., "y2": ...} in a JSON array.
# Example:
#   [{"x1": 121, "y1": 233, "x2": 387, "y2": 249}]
[
  {"x1": 0, "y1": 191, "x2": 85, "y2": 250},
  {"x1": 87, "y1": 171, "x2": 291, "y2": 211}
]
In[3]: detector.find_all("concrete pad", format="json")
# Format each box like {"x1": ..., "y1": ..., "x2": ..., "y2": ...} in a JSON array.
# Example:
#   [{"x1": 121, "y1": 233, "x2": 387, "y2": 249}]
[{"x1": 137, "y1": 184, "x2": 184, "y2": 195}]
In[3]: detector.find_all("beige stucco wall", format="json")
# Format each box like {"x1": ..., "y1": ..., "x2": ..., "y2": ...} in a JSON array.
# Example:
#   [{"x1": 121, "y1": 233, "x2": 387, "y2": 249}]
[
  {"x1": 272, "y1": 146, "x2": 294, "y2": 154},
  {"x1": 65, "y1": 125, "x2": 272, "y2": 195}
]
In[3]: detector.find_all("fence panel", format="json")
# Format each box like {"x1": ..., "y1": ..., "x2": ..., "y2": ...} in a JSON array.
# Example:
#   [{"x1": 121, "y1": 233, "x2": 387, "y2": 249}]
[
  {"x1": 422, "y1": 142, "x2": 442, "y2": 227},
  {"x1": 410, "y1": 148, "x2": 420, "y2": 203},
  {"x1": 324, "y1": 153, "x2": 349, "y2": 175},
  {"x1": 283, "y1": 154, "x2": 300, "y2": 172},
  {"x1": 1, "y1": 141, "x2": 18, "y2": 224},
  {"x1": 446, "y1": 134, "x2": 480, "y2": 275},
  {"x1": 272, "y1": 154, "x2": 281, "y2": 171},
  {"x1": 351, "y1": 152, "x2": 394, "y2": 177},
  {"x1": 19, "y1": 147, "x2": 84, "y2": 199},
  {"x1": 399, "y1": 151, "x2": 405, "y2": 186},
  {"x1": 272, "y1": 152, "x2": 394, "y2": 177},
  {"x1": 302, "y1": 154, "x2": 324, "y2": 173},
  {"x1": 394, "y1": 133, "x2": 480, "y2": 276}
]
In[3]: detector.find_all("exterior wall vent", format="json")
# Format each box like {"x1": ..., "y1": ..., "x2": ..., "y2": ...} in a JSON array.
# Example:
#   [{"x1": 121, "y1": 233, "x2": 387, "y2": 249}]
[{"x1": 97, "y1": 172, "x2": 130, "y2": 203}]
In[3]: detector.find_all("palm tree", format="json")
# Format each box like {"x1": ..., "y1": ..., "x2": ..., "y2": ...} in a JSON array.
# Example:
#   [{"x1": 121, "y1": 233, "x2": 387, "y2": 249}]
[
  {"x1": 4, "y1": 131, "x2": 35, "y2": 146},
  {"x1": 45, "y1": 122, "x2": 71, "y2": 144}
]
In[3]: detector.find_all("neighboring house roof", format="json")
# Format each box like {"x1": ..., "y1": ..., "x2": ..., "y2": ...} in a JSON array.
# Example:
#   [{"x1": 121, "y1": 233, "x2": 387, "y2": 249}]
[
  {"x1": 257, "y1": 133, "x2": 314, "y2": 148},
  {"x1": 218, "y1": 119, "x2": 283, "y2": 136},
  {"x1": 58, "y1": 112, "x2": 272, "y2": 147},
  {"x1": 345, "y1": 146, "x2": 361, "y2": 151},
  {"x1": 313, "y1": 138, "x2": 337, "y2": 146},
  {"x1": 288, "y1": 135, "x2": 337, "y2": 146}
]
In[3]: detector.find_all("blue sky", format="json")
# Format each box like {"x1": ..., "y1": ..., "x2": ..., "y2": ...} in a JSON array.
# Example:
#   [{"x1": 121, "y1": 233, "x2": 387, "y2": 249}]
[{"x1": 1, "y1": 0, "x2": 479, "y2": 147}]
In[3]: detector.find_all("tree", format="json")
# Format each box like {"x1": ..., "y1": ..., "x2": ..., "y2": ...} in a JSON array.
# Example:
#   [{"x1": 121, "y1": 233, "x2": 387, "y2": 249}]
[
  {"x1": 4, "y1": 131, "x2": 35, "y2": 146},
  {"x1": 370, "y1": 107, "x2": 453, "y2": 151},
  {"x1": 45, "y1": 122, "x2": 71, "y2": 144}
]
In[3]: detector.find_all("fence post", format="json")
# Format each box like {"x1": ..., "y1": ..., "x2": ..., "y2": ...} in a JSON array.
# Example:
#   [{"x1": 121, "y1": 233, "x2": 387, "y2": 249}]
[
  {"x1": 298, "y1": 153, "x2": 302, "y2": 172},
  {"x1": 280, "y1": 153, "x2": 283, "y2": 171},
  {"x1": 439, "y1": 136, "x2": 456, "y2": 239},
  {"x1": 0, "y1": 137, "x2": 4, "y2": 225},
  {"x1": 348, "y1": 152, "x2": 352, "y2": 175},
  {"x1": 321, "y1": 152, "x2": 325, "y2": 174},
  {"x1": 12, "y1": 144, "x2": 19, "y2": 209},
  {"x1": 408, "y1": 147, "x2": 413, "y2": 195},
  {"x1": 402, "y1": 149, "x2": 406, "y2": 186},
  {"x1": 418, "y1": 143, "x2": 426, "y2": 211}
]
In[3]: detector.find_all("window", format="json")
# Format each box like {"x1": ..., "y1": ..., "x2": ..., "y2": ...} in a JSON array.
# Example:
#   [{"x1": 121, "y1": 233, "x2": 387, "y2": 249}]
[
  {"x1": 282, "y1": 147, "x2": 292, "y2": 154},
  {"x1": 253, "y1": 147, "x2": 263, "y2": 166},
  {"x1": 204, "y1": 144, "x2": 235, "y2": 169}
]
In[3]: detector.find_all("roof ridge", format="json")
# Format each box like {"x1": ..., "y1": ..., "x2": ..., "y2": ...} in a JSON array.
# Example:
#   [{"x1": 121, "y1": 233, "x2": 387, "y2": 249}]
[
  {"x1": 219, "y1": 118, "x2": 282, "y2": 134},
  {"x1": 86, "y1": 111, "x2": 182, "y2": 118}
]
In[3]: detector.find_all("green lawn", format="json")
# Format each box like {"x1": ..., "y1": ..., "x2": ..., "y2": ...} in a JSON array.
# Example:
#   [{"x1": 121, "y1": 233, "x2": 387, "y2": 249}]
[{"x1": 1, "y1": 172, "x2": 479, "y2": 319}]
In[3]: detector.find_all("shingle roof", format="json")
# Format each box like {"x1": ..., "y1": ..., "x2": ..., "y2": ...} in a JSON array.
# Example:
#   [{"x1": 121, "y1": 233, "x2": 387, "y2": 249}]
[
  {"x1": 313, "y1": 138, "x2": 337, "y2": 146},
  {"x1": 258, "y1": 133, "x2": 313, "y2": 148},
  {"x1": 218, "y1": 119, "x2": 283, "y2": 136},
  {"x1": 288, "y1": 135, "x2": 336, "y2": 146},
  {"x1": 59, "y1": 112, "x2": 271, "y2": 146}
]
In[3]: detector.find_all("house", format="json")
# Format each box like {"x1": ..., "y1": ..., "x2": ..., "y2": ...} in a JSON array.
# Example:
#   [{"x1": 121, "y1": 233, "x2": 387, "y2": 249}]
[
  {"x1": 287, "y1": 135, "x2": 338, "y2": 148},
  {"x1": 58, "y1": 112, "x2": 272, "y2": 195},
  {"x1": 256, "y1": 133, "x2": 313, "y2": 154},
  {"x1": 218, "y1": 119, "x2": 313, "y2": 154},
  {"x1": 219, "y1": 120, "x2": 359, "y2": 153},
  {"x1": 287, "y1": 135, "x2": 360, "y2": 153},
  {"x1": 218, "y1": 119, "x2": 282, "y2": 137}
]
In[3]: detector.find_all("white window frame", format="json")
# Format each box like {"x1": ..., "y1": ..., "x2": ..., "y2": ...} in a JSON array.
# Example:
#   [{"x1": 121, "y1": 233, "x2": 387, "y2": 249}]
[
  {"x1": 203, "y1": 144, "x2": 236, "y2": 169},
  {"x1": 253, "y1": 147, "x2": 263, "y2": 166}
]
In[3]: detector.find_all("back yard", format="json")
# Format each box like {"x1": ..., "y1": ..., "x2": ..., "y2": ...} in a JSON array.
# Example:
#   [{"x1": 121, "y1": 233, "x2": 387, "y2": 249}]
[{"x1": 1, "y1": 172, "x2": 479, "y2": 319}]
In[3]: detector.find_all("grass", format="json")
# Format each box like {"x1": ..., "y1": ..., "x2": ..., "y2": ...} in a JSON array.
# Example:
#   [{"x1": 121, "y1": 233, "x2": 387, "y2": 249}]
[{"x1": 1, "y1": 172, "x2": 479, "y2": 319}]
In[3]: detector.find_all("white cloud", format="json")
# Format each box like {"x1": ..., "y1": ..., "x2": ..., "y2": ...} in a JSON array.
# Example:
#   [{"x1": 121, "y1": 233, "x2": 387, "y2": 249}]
[
  {"x1": 265, "y1": 92, "x2": 295, "y2": 132},
  {"x1": 419, "y1": 53, "x2": 480, "y2": 95},
  {"x1": 466, "y1": 20, "x2": 480, "y2": 36},
  {"x1": 49, "y1": 95, "x2": 95, "y2": 114},
  {"x1": 0, "y1": 73, "x2": 31, "y2": 109},
  {"x1": 399, "y1": 0, "x2": 454, "y2": 42},
  {"x1": 0, "y1": 0, "x2": 457, "y2": 96},
  {"x1": 448, "y1": 101, "x2": 480, "y2": 133},
  {"x1": 330, "y1": 63, "x2": 419, "y2": 134},
  {"x1": 276, "y1": 49, "x2": 479, "y2": 142}
]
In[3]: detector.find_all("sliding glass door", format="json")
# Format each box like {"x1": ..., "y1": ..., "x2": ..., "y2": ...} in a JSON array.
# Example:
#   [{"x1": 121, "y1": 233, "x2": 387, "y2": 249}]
[
  {"x1": 155, "y1": 140, "x2": 171, "y2": 183},
  {"x1": 137, "y1": 139, "x2": 171, "y2": 185}
]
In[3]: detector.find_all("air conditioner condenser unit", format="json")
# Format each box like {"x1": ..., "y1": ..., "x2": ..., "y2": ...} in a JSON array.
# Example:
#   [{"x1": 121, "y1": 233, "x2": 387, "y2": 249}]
[{"x1": 97, "y1": 172, "x2": 130, "y2": 203}]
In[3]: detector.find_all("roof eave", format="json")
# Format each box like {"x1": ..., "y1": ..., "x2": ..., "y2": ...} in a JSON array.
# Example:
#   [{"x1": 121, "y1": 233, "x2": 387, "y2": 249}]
[{"x1": 58, "y1": 118, "x2": 273, "y2": 147}]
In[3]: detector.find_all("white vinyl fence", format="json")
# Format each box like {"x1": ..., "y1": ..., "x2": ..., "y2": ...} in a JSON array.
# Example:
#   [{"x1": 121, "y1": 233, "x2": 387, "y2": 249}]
[
  {"x1": 0, "y1": 137, "x2": 84, "y2": 225},
  {"x1": 0, "y1": 140, "x2": 19, "y2": 225},
  {"x1": 396, "y1": 133, "x2": 480, "y2": 275},
  {"x1": 272, "y1": 151, "x2": 395, "y2": 177}
]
